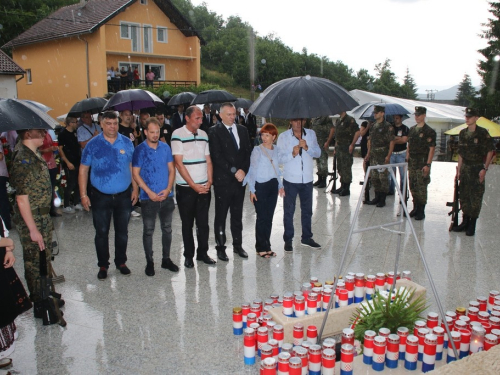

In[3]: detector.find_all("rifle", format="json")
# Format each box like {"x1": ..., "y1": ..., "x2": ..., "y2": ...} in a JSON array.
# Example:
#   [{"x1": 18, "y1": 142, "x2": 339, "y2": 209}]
[
  {"x1": 39, "y1": 250, "x2": 66, "y2": 327},
  {"x1": 327, "y1": 152, "x2": 338, "y2": 193},
  {"x1": 446, "y1": 178, "x2": 460, "y2": 231}
]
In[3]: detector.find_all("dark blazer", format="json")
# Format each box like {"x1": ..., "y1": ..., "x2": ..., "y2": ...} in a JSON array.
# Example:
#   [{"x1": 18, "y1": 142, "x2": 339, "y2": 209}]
[
  {"x1": 171, "y1": 112, "x2": 186, "y2": 130},
  {"x1": 244, "y1": 113, "x2": 257, "y2": 140},
  {"x1": 201, "y1": 112, "x2": 213, "y2": 133},
  {"x1": 208, "y1": 123, "x2": 251, "y2": 187}
]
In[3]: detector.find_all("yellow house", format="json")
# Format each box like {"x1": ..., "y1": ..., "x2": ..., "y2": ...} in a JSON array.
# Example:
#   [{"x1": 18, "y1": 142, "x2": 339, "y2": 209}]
[{"x1": 2, "y1": 0, "x2": 204, "y2": 118}]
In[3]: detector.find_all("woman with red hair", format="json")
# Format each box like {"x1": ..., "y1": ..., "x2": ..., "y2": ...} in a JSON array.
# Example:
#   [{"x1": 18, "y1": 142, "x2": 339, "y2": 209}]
[{"x1": 243, "y1": 123, "x2": 284, "y2": 258}]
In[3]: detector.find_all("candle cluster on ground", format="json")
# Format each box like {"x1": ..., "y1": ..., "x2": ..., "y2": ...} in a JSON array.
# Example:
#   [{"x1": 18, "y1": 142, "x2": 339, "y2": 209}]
[{"x1": 233, "y1": 275, "x2": 500, "y2": 374}]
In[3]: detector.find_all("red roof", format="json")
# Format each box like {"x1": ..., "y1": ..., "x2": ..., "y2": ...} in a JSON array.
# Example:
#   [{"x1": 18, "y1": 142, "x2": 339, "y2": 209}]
[
  {"x1": 2, "y1": 0, "x2": 204, "y2": 49},
  {"x1": 0, "y1": 50, "x2": 25, "y2": 74}
]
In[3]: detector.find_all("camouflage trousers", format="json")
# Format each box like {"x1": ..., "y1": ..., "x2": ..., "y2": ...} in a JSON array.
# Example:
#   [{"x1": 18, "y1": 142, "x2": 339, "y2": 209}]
[
  {"x1": 336, "y1": 147, "x2": 353, "y2": 184},
  {"x1": 369, "y1": 147, "x2": 390, "y2": 192},
  {"x1": 17, "y1": 213, "x2": 54, "y2": 302},
  {"x1": 408, "y1": 156, "x2": 430, "y2": 205},
  {"x1": 315, "y1": 146, "x2": 329, "y2": 177},
  {"x1": 459, "y1": 164, "x2": 485, "y2": 218}
]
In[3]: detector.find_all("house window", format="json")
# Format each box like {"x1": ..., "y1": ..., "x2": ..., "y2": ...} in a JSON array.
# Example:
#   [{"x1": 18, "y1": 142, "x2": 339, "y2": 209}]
[
  {"x1": 120, "y1": 22, "x2": 141, "y2": 52},
  {"x1": 26, "y1": 69, "x2": 32, "y2": 84},
  {"x1": 120, "y1": 23, "x2": 130, "y2": 39},
  {"x1": 144, "y1": 25, "x2": 152, "y2": 53},
  {"x1": 157, "y1": 27, "x2": 168, "y2": 43}
]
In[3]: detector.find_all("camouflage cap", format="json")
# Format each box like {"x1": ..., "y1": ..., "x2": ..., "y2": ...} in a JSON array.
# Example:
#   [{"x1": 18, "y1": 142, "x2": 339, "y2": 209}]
[
  {"x1": 373, "y1": 105, "x2": 385, "y2": 113},
  {"x1": 414, "y1": 106, "x2": 427, "y2": 115},
  {"x1": 465, "y1": 107, "x2": 479, "y2": 117}
]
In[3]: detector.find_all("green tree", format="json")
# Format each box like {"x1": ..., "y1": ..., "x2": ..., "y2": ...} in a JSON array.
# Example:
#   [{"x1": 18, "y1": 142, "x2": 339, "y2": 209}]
[
  {"x1": 372, "y1": 59, "x2": 402, "y2": 96},
  {"x1": 476, "y1": 1, "x2": 500, "y2": 117},
  {"x1": 455, "y1": 73, "x2": 476, "y2": 107},
  {"x1": 401, "y1": 68, "x2": 418, "y2": 99},
  {"x1": 0, "y1": 0, "x2": 79, "y2": 53},
  {"x1": 353, "y1": 69, "x2": 375, "y2": 91}
]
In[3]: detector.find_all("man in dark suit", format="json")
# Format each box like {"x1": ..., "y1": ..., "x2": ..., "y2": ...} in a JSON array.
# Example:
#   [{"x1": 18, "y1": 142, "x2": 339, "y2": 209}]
[
  {"x1": 171, "y1": 104, "x2": 186, "y2": 130},
  {"x1": 242, "y1": 108, "x2": 257, "y2": 148},
  {"x1": 201, "y1": 104, "x2": 213, "y2": 133},
  {"x1": 208, "y1": 102, "x2": 251, "y2": 261}
]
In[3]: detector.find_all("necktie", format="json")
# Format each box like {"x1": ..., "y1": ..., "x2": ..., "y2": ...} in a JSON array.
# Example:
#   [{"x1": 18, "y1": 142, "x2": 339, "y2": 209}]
[{"x1": 229, "y1": 127, "x2": 239, "y2": 150}]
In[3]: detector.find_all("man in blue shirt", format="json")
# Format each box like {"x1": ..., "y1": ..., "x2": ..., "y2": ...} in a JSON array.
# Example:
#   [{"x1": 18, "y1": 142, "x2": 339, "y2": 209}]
[
  {"x1": 132, "y1": 118, "x2": 177, "y2": 276},
  {"x1": 277, "y1": 118, "x2": 322, "y2": 252},
  {"x1": 79, "y1": 111, "x2": 139, "y2": 280}
]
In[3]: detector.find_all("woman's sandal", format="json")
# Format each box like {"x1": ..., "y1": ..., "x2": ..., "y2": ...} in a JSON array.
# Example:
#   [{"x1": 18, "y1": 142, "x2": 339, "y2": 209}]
[
  {"x1": 257, "y1": 252, "x2": 271, "y2": 258},
  {"x1": 266, "y1": 251, "x2": 277, "y2": 257},
  {"x1": 0, "y1": 358, "x2": 12, "y2": 369}
]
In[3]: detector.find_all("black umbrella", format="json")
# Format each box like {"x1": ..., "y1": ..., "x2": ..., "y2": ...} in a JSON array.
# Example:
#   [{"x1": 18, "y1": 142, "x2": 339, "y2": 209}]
[
  {"x1": 249, "y1": 76, "x2": 358, "y2": 119},
  {"x1": 191, "y1": 90, "x2": 237, "y2": 105},
  {"x1": 68, "y1": 97, "x2": 108, "y2": 117},
  {"x1": 167, "y1": 92, "x2": 196, "y2": 106},
  {"x1": 0, "y1": 98, "x2": 59, "y2": 132},
  {"x1": 102, "y1": 89, "x2": 164, "y2": 112},
  {"x1": 23, "y1": 100, "x2": 53, "y2": 113},
  {"x1": 234, "y1": 98, "x2": 253, "y2": 109}
]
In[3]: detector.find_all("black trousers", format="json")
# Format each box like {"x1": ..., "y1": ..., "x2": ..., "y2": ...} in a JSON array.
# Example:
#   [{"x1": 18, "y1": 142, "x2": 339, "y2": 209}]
[
  {"x1": 176, "y1": 185, "x2": 211, "y2": 260},
  {"x1": 213, "y1": 182, "x2": 246, "y2": 248}
]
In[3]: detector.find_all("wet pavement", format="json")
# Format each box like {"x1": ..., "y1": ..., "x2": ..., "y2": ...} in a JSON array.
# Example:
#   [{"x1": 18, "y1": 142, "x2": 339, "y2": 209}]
[{"x1": 5, "y1": 159, "x2": 500, "y2": 374}]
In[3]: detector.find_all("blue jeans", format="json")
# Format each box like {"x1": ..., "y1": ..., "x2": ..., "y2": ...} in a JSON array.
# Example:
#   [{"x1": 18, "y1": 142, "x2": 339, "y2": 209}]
[
  {"x1": 253, "y1": 179, "x2": 279, "y2": 252},
  {"x1": 389, "y1": 150, "x2": 407, "y2": 195},
  {"x1": 91, "y1": 185, "x2": 132, "y2": 268},
  {"x1": 141, "y1": 197, "x2": 175, "y2": 263},
  {"x1": 283, "y1": 180, "x2": 313, "y2": 243}
]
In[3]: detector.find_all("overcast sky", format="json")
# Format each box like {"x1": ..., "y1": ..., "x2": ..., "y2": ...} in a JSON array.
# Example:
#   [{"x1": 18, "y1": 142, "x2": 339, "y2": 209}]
[{"x1": 191, "y1": 0, "x2": 491, "y2": 93}]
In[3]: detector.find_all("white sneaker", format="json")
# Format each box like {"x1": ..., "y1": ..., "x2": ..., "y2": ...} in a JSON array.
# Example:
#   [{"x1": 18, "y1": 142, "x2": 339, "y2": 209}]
[
  {"x1": 131, "y1": 210, "x2": 141, "y2": 217},
  {"x1": 62, "y1": 206, "x2": 75, "y2": 214},
  {"x1": 74, "y1": 203, "x2": 84, "y2": 211}
]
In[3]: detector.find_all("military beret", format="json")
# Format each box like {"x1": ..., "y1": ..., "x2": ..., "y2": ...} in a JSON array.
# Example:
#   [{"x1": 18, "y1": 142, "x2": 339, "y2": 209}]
[
  {"x1": 465, "y1": 107, "x2": 479, "y2": 117},
  {"x1": 414, "y1": 106, "x2": 427, "y2": 115},
  {"x1": 373, "y1": 105, "x2": 385, "y2": 113}
]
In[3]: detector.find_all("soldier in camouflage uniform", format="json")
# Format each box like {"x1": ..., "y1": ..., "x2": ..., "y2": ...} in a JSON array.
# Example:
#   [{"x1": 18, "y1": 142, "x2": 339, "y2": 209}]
[
  {"x1": 10, "y1": 128, "x2": 63, "y2": 320},
  {"x1": 406, "y1": 106, "x2": 436, "y2": 221},
  {"x1": 326, "y1": 111, "x2": 360, "y2": 196},
  {"x1": 311, "y1": 116, "x2": 334, "y2": 188},
  {"x1": 364, "y1": 105, "x2": 395, "y2": 207},
  {"x1": 453, "y1": 107, "x2": 494, "y2": 236}
]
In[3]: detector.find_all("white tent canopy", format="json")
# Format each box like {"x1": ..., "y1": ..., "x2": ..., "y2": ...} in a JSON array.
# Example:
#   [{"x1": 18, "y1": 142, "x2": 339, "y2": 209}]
[{"x1": 348, "y1": 89, "x2": 466, "y2": 129}]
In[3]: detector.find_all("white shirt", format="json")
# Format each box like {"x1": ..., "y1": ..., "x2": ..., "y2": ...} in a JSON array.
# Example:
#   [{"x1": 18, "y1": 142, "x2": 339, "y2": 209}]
[{"x1": 223, "y1": 123, "x2": 240, "y2": 148}]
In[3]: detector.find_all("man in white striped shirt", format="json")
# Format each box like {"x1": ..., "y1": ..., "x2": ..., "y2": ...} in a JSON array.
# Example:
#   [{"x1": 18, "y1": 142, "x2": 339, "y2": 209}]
[{"x1": 171, "y1": 106, "x2": 215, "y2": 268}]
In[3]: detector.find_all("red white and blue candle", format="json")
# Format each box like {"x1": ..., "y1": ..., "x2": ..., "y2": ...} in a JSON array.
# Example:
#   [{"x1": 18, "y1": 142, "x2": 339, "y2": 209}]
[
  {"x1": 321, "y1": 348, "x2": 335, "y2": 375},
  {"x1": 417, "y1": 327, "x2": 430, "y2": 361},
  {"x1": 308, "y1": 344, "x2": 322, "y2": 375},
  {"x1": 322, "y1": 288, "x2": 332, "y2": 311},
  {"x1": 488, "y1": 290, "x2": 499, "y2": 313},
  {"x1": 433, "y1": 326, "x2": 445, "y2": 360},
  {"x1": 293, "y1": 323, "x2": 304, "y2": 346},
  {"x1": 345, "y1": 275, "x2": 355, "y2": 305},
  {"x1": 459, "y1": 328, "x2": 471, "y2": 359},
  {"x1": 422, "y1": 333, "x2": 437, "y2": 373},
  {"x1": 365, "y1": 275, "x2": 375, "y2": 301},
  {"x1": 307, "y1": 293, "x2": 318, "y2": 315},
  {"x1": 307, "y1": 325, "x2": 318, "y2": 345},
  {"x1": 261, "y1": 357, "x2": 277, "y2": 375},
  {"x1": 282, "y1": 292, "x2": 294, "y2": 317},
  {"x1": 426, "y1": 312, "x2": 439, "y2": 329},
  {"x1": 257, "y1": 326, "x2": 269, "y2": 356},
  {"x1": 386, "y1": 334, "x2": 399, "y2": 368},
  {"x1": 294, "y1": 295, "x2": 305, "y2": 318},
  {"x1": 484, "y1": 333, "x2": 498, "y2": 351},
  {"x1": 363, "y1": 330, "x2": 376, "y2": 364},
  {"x1": 354, "y1": 273, "x2": 365, "y2": 303},
  {"x1": 288, "y1": 357, "x2": 302, "y2": 375},
  {"x1": 243, "y1": 327, "x2": 256, "y2": 365},
  {"x1": 233, "y1": 307, "x2": 243, "y2": 335},
  {"x1": 273, "y1": 324, "x2": 284, "y2": 349},
  {"x1": 397, "y1": 327, "x2": 409, "y2": 360},
  {"x1": 241, "y1": 303, "x2": 250, "y2": 328},
  {"x1": 447, "y1": 331, "x2": 461, "y2": 363},
  {"x1": 294, "y1": 346, "x2": 308, "y2": 375},
  {"x1": 404, "y1": 335, "x2": 419, "y2": 371},
  {"x1": 372, "y1": 336, "x2": 386, "y2": 372},
  {"x1": 340, "y1": 343, "x2": 354, "y2": 375},
  {"x1": 277, "y1": 351, "x2": 291, "y2": 375}
]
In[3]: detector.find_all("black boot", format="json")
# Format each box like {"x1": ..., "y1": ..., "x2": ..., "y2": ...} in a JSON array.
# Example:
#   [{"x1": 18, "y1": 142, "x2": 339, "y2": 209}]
[
  {"x1": 415, "y1": 204, "x2": 426, "y2": 220},
  {"x1": 466, "y1": 218, "x2": 477, "y2": 236},
  {"x1": 332, "y1": 183, "x2": 343, "y2": 194},
  {"x1": 453, "y1": 215, "x2": 470, "y2": 232},
  {"x1": 376, "y1": 192, "x2": 386, "y2": 207},
  {"x1": 313, "y1": 174, "x2": 322, "y2": 186},
  {"x1": 409, "y1": 202, "x2": 418, "y2": 217},
  {"x1": 367, "y1": 192, "x2": 380, "y2": 205},
  {"x1": 339, "y1": 183, "x2": 350, "y2": 196},
  {"x1": 317, "y1": 176, "x2": 327, "y2": 188}
]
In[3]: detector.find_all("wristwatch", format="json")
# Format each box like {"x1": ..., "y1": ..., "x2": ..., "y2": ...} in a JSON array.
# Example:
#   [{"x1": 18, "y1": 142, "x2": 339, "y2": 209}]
[{"x1": 426, "y1": 163, "x2": 431, "y2": 167}]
